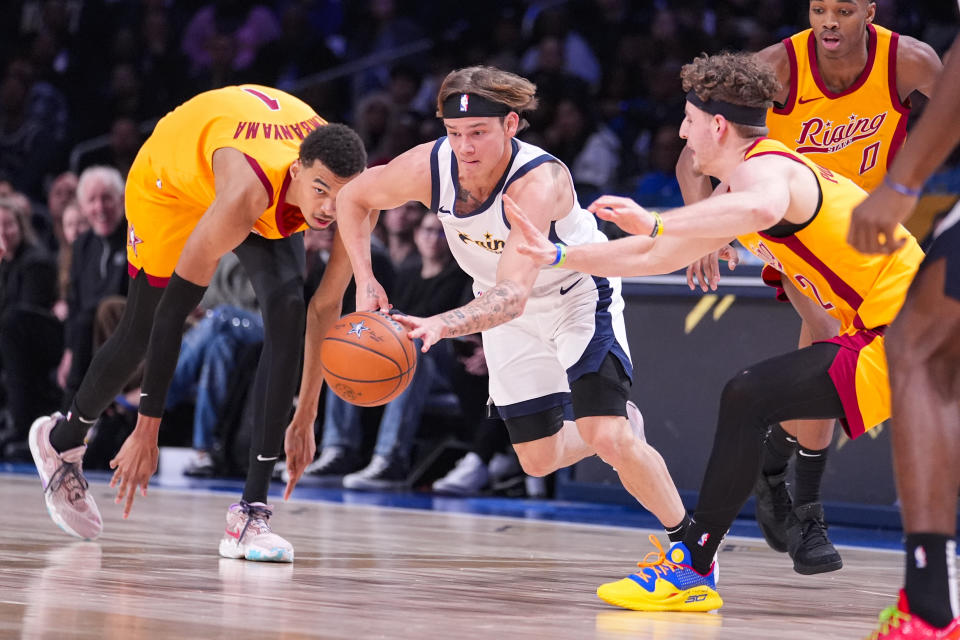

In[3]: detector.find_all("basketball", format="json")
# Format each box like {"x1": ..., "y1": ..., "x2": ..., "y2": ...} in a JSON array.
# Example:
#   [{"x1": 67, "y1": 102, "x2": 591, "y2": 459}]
[{"x1": 320, "y1": 311, "x2": 418, "y2": 407}]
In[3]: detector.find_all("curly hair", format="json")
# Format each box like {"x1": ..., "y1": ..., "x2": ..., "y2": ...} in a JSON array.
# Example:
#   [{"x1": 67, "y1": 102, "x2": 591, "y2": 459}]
[
  {"x1": 436, "y1": 66, "x2": 538, "y2": 117},
  {"x1": 681, "y1": 52, "x2": 781, "y2": 109},
  {"x1": 299, "y1": 123, "x2": 367, "y2": 178}
]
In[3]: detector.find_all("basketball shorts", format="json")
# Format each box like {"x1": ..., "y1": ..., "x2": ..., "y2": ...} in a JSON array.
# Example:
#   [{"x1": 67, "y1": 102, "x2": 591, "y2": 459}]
[
  {"x1": 817, "y1": 327, "x2": 890, "y2": 439},
  {"x1": 481, "y1": 273, "x2": 633, "y2": 422},
  {"x1": 918, "y1": 200, "x2": 960, "y2": 302},
  {"x1": 123, "y1": 144, "x2": 211, "y2": 286}
]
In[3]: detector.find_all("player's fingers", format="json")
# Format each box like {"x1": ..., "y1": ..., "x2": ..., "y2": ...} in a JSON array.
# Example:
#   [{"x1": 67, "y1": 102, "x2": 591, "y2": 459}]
[
  {"x1": 109, "y1": 466, "x2": 120, "y2": 488},
  {"x1": 685, "y1": 264, "x2": 696, "y2": 290},
  {"x1": 727, "y1": 250, "x2": 740, "y2": 271},
  {"x1": 123, "y1": 487, "x2": 136, "y2": 519},
  {"x1": 114, "y1": 477, "x2": 127, "y2": 504},
  {"x1": 707, "y1": 256, "x2": 719, "y2": 290}
]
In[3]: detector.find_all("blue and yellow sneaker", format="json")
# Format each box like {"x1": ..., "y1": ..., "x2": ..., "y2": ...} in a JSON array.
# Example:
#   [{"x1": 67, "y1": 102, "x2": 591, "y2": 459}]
[{"x1": 597, "y1": 534, "x2": 723, "y2": 612}]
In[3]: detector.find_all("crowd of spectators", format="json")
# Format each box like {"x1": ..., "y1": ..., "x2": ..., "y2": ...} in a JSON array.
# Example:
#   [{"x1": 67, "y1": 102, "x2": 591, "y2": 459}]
[{"x1": 0, "y1": 0, "x2": 957, "y2": 495}]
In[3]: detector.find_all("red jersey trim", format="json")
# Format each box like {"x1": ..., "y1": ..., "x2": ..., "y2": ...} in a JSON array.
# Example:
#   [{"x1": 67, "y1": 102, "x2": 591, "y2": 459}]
[
  {"x1": 887, "y1": 32, "x2": 911, "y2": 115},
  {"x1": 273, "y1": 170, "x2": 305, "y2": 237},
  {"x1": 243, "y1": 154, "x2": 274, "y2": 205},
  {"x1": 772, "y1": 38, "x2": 798, "y2": 116},
  {"x1": 819, "y1": 326, "x2": 886, "y2": 438},
  {"x1": 809, "y1": 24, "x2": 878, "y2": 99},
  {"x1": 757, "y1": 233, "x2": 865, "y2": 318},
  {"x1": 128, "y1": 263, "x2": 171, "y2": 288}
]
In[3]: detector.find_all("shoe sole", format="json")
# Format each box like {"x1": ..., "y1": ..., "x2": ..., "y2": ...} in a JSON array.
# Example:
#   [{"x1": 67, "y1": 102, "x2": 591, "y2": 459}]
[
  {"x1": 219, "y1": 537, "x2": 294, "y2": 563},
  {"x1": 28, "y1": 415, "x2": 99, "y2": 541},
  {"x1": 597, "y1": 586, "x2": 723, "y2": 612},
  {"x1": 757, "y1": 520, "x2": 789, "y2": 553},
  {"x1": 793, "y1": 557, "x2": 843, "y2": 575}
]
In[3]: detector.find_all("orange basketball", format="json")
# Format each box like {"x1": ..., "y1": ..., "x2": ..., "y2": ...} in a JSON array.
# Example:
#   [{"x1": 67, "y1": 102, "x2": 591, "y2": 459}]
[{"x1": 320, "y1": 311, "x2": 418, "y2": 407}]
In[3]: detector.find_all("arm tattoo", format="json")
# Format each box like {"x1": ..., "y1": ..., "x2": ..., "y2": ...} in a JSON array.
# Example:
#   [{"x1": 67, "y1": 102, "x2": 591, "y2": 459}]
[{"x1": 437, "y1": 280, "x2": 525, "y2": 338}]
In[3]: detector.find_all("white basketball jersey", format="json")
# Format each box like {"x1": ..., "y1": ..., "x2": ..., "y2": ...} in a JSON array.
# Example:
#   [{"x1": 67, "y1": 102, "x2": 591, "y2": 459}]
[{"x1": 429, "y1": 137, "x2": 608, "y2": 295}]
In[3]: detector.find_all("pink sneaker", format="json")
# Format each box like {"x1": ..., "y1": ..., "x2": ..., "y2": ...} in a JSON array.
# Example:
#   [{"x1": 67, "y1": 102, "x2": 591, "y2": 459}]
[
  {"x1": 28, "y1": 414, "x2": 103, "y2": 540},
  {"x1": 218, "y1": 501, "x2": 294, "y2": 563}
]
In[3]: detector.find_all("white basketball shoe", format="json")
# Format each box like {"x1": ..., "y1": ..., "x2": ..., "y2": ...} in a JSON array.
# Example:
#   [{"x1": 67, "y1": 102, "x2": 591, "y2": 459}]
[{"x1": 218, "y1": 501, "x2": 294, "y2": 563}]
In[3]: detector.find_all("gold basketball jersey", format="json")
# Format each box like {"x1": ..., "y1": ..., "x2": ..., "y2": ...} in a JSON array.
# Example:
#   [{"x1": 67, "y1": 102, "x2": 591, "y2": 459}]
[
  {"x1": 736, "y1": 138, "x2": 923, "y2": 334},
  {"x1": 140, "y1": 84, "x2": 327, "y2": 238},
  {"x1": 766, "y1": 24, "x2": 908, "y2": 192}
]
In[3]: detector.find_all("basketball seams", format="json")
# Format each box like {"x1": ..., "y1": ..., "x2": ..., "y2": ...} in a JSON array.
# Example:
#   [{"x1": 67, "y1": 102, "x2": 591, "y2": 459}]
[{"x1": 320, "y1": 311, "x2": 418, "y2": 406}]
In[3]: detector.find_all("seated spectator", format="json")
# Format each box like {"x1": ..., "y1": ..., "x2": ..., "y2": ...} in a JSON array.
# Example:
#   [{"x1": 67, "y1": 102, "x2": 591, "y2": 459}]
[
  {"x1": 543, "y1": 97, "x2": 619, "y2": 199},
  {"x1": 308, "y1": 211, "x2": 470, "y2": 489},
  {"x1": 58, "y1": 166, "x2": 127, "y2": 402},
  {"x1": 0, "y1": 196, "x2": 61, "y2": 458},
  {"x1": 52, "y1": 198, "x2": 89, "y2": 321},
  {"x1": 631, "y1": 123, "x2": 686, "y2": 209},
  {"x1": 76, "y1": 117, "x2": 143, "y2": 178},
  {"x1": 38, "y1": 170, "x2": 78, "y2": 253},
  {"x1": 381, "y1": 200, "x2": 424, "y2": 271},
  {"x1": 181, "y1": 1, "x2": 281, "y2": 77}
]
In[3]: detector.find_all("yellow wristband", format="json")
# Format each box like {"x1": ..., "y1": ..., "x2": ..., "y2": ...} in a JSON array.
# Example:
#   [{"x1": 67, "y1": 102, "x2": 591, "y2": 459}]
[{"x1": 649, "y1": 211, "x2": 664, "y2": 238}]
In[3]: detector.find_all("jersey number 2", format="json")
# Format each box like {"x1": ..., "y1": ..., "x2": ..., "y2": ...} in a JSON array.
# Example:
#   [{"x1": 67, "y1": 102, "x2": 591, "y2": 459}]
[
  {"x1": 793, "y1": 274, "x2": 835, "y2": 310},
  {"x1": 243, "y1": 88, "x2": 280, "y2": 111}
]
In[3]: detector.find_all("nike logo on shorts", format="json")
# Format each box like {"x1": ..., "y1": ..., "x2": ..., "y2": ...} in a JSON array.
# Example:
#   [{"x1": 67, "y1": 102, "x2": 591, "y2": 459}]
[
  {"x1": 560, "y1": 278, "x2": 582, "y2": 295},
  {"x1": 256, "y1": 455, "x2": 279, "y2": 462}
]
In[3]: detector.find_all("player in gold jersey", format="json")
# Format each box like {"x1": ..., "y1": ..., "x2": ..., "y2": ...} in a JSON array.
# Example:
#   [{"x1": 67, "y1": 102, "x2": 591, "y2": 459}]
[
  {"x1": 506, "y1": 52, "x2": 922, "y2": 611},
  {"x1": 678, "y1": 0, "x2": 941, "y2": 574},
  {"x1": 27, "y1": 86, "x2": 367, "y2": 561}
]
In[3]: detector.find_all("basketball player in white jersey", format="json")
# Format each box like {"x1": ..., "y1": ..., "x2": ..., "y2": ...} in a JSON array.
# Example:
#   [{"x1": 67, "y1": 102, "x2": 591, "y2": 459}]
[{"x1": 283, "y1": 66, "x2": 704, "y2": 611}]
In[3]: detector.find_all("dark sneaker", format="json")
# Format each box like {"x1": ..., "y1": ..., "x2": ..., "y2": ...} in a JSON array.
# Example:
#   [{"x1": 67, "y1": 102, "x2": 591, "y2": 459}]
[
  {"x1": 754, "y1": 469, "x2": 793, "y2": 553},
  {"x1": 342, "y1": 455, "x2": 409, "y2": 491},
  {"x1": 286, "y1": 446, "x2": 362, "y2": 487},
  {"x1": 786, "y1": 502, "x2": 843, "y2": 575}
]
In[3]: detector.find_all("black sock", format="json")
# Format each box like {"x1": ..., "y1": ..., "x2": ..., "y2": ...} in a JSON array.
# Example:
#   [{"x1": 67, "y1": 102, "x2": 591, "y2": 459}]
[
  {"x1": 905, "y1": 534, "x2": 958, "y2": 628},
  {"x1": 762, "y1": 424, "x2": 797, "y2": 476},
  {"x1": 794, "y1": 445, "x2": 829, "y2": 506},
  {"x1": 49, "y1": 401, "x2": 97, "y2": 452},
  {"x1": 683, "y1": 521, "x2": 726, "y2": 575},
  {"x1": 665, "y1": 513, "x2": 692, "y2": 543},
  {"x1": 242, "y1": 456, "x2": 277, "y2": 504}
]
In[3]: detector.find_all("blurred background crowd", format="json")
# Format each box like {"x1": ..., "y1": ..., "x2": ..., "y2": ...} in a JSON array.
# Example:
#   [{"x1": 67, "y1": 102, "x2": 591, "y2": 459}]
[{"x1": 1, "y1": 0, "x2": 958, "y2": 496}]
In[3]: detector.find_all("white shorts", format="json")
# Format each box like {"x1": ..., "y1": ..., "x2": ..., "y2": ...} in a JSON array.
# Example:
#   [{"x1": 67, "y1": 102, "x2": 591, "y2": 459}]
[{"x1": 481, "y1": 273, "x2": 633, "y2": 419}]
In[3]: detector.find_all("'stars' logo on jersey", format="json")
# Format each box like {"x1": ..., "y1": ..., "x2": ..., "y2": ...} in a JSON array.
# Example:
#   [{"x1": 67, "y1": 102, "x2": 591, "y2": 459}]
[
  {"x1": 458, "y1": 231, "x2": 505, "y2": 254},
  {"x1": 795, "y1": 111, "x2": 887, "y2": 154}
]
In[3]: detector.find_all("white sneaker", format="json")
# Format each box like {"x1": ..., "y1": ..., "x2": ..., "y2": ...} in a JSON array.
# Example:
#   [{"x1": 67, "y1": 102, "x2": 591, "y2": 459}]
[
  {"x1": 218, "y1": 501, "x2": 293, "y2": 563},
  {"x1": 29, "y1": 414, "x2": 102, "y2": 540},
  {"x1": 432, "y1": 452, "x2": 490, "y2": 495}
]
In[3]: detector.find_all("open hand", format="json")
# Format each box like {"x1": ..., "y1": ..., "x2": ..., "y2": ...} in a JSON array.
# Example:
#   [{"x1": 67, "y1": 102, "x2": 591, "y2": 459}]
[
  {"x1": 356, "y1": 278, "x2": 392, "y2": 313},
  {"x1": 394, "y1": 313, "x2": 445, "y2": 352},
  {"x1": 108, "y1": 426, "x2": 159, "y2": 518},
  {"x1": 686, "y1": 245, "x2": 740, "y2": 292},
  {"x1": 587, "y1": 195, "x2": 656, "y2": 236},
  {"x1": 502, "y1": 194, "x2": 555, "y2": 266}
]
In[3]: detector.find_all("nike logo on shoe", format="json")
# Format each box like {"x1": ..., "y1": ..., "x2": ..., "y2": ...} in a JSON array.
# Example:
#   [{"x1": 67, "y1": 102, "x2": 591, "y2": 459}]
[
  {"x1": 256, "y1": 455, "x2": 278, "y2": 462},
  {"x1": 798, "y1": 96, "x2": 823, "y2": 104},
  {"x1": 560, "y1": 278, "x2": 582, "y2": 295}
]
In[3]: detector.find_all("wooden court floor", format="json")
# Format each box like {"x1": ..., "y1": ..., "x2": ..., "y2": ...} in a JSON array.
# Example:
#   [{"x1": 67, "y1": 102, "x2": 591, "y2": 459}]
[{"x1": 1, "y1": 473, "x2": 905, "y2": 639}]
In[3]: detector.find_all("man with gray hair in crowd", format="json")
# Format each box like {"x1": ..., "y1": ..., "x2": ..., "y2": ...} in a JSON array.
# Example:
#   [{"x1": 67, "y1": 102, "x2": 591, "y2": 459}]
[{"x1": 58, "y1": 165, "x2": 128, "y2": 401}]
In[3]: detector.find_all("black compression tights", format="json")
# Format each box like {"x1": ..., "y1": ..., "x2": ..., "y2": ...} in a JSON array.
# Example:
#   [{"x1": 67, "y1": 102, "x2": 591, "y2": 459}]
[{"x1": 688, "y1": 342, "x2": 846, "y2": 563}]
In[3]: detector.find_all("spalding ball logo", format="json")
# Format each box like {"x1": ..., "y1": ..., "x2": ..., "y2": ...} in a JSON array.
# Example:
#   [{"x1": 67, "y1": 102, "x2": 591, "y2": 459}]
[{"x1": 670, "y1": 548, "x2": 686, "y2": 563}]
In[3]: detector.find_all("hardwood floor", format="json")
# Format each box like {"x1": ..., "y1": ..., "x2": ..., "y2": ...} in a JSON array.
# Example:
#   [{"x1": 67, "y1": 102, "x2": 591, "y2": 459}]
[{"x1": 2, "y1": 474, "x2": 903, "y2": 639}]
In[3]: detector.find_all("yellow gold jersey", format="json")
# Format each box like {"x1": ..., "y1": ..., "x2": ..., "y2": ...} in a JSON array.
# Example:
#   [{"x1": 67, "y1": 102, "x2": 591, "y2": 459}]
[{"x1": 766, "y1": 24, "x2": 908, "y2": 192}]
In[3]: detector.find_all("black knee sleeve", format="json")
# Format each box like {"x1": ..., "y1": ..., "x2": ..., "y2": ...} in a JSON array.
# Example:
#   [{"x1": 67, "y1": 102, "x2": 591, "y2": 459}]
[
  {"x1": 570, "y1": 353, "x2": 630, "y2": 419},
  {"x1": 504, "y1": 406, "x2": 566, "y2": 444}
]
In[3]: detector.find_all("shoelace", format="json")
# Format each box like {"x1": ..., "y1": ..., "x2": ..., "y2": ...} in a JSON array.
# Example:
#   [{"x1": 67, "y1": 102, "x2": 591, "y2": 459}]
[
  {"x1": 236, "y1": 501, "x2": 273, "y2": 542},
  {"x1": 633, "y1": 534, "x2": 683, "y2": 583},
  {"x1": 869, "y1": 605, "x2": 908, "y2": 639},
  {"x1": 47, "y1": 460, "x2": 89, "y2": 504},
  {"x1": 799, "y1": 515, "x2": 832, "y2": 550}
]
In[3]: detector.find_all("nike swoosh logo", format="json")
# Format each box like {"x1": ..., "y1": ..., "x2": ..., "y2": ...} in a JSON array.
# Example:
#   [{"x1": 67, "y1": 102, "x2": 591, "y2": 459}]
[
  {"x1": 798, "y1": 450, "x2": 823, "y2": 457},
  {"x1": 438, "y1": 206, "x2": 451, "y2": 213},
  {"x1": 798, "y1": 96, "x2": 823, "y2": 104},
  {"x1": 139, "y1": 392, "x2": 148, "y2": 397},
  {"x1": 559, "y1": 278, "x2": 582, "y2": 295},
  {"x1": 256, "y1": 455, "x2": 278, "y2": 462}
]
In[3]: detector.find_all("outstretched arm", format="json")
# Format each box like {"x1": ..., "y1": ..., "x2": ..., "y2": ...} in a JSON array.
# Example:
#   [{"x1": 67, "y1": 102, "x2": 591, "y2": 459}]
[{"x1": 849, "y1": 33, "x2": 960, "y2": 253}]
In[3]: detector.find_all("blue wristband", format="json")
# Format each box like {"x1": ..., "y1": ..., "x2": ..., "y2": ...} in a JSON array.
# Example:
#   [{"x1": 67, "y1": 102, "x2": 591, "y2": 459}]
[
  {"x1": 550, "y1": 243, "x2": 563, "y2": 266},
  {"x1": 884, "y1": 175, "x2": 922, "y2": 198}
]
